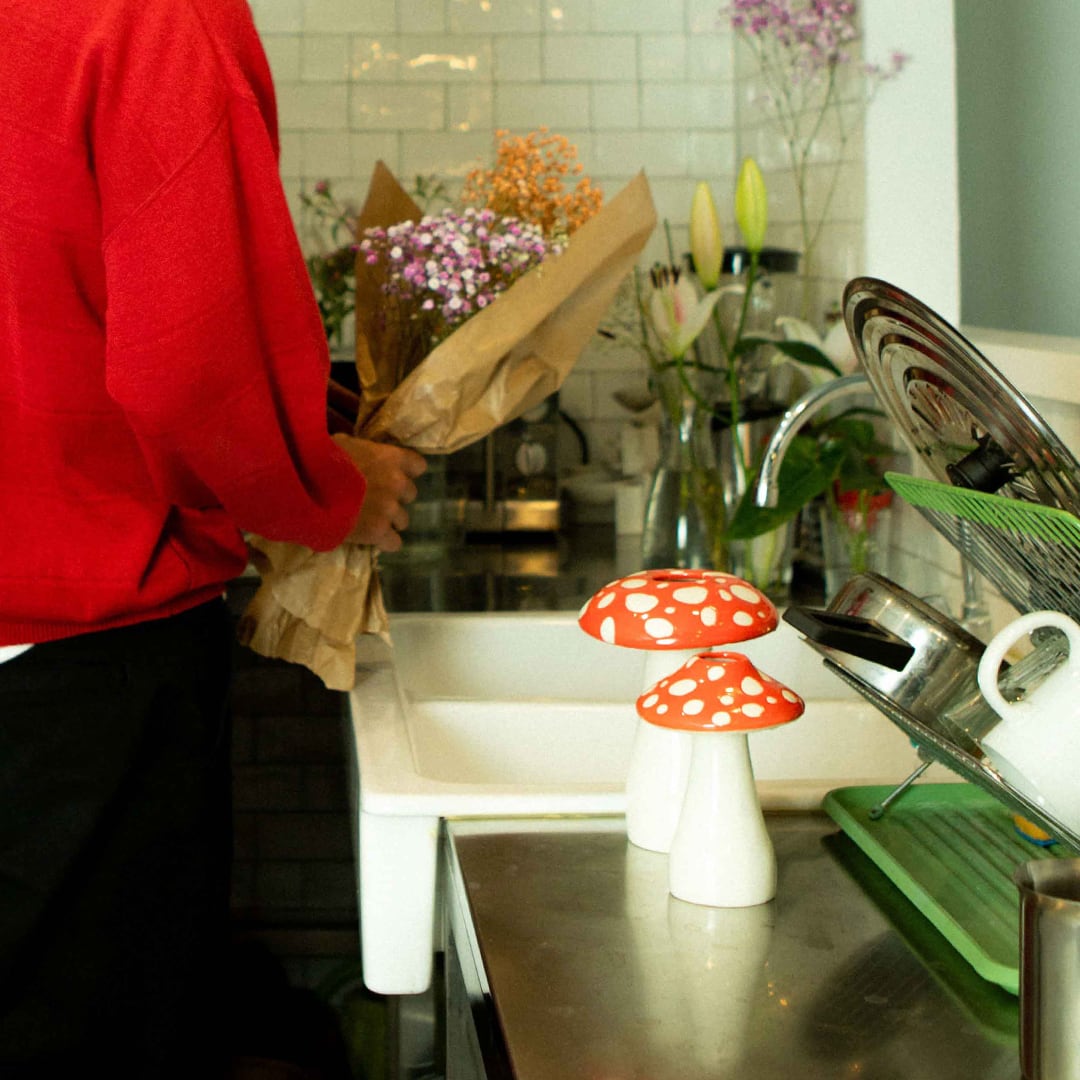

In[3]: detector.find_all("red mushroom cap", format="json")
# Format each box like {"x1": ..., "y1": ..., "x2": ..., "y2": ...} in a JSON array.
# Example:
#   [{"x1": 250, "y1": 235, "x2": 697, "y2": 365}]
[
  {"x1": 636, "y1": 652, "x2": 804, "y2": 732},
  {"x1": 577, "y1": 569, "x2": 778, "y2": 650}
]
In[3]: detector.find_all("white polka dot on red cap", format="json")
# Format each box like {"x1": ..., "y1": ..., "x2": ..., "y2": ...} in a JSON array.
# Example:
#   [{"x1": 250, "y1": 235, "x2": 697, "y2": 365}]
[
  {"x1": 672, "y1": 585, "x2": 708, "y2": 604},
  {"x1": 645, "y1": 617, "x2": 675, "y2": 639}
]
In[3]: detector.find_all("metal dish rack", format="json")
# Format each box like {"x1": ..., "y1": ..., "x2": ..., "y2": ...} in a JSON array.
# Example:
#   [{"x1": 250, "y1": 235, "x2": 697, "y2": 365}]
[
  {"x1": 847, "y1": 472, "x2": 1080, "y2": 852},
  {"x1": 826, "y1": 660, "x2": 1080, "y2": 852},
  {"x1": 822, "y1": 278, "x2": 1080, "y2": 853}
]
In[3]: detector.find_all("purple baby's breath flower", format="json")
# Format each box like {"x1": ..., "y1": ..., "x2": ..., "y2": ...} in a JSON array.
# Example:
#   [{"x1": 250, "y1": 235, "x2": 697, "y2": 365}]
[
  {"x1": 358, "y1": 205, "x2": 554, "y2": 345},
  {"x1": 722, "y1": 0, "x2": 909, "y2": 314}
]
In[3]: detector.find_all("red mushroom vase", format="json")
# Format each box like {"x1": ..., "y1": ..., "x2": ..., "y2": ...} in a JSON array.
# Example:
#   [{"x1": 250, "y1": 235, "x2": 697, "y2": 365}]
[
  {"x1": 578, "y1": 570, "x2": 778, "y2": 853},
  {"x1": 637, "y1": 651, "x2": 803, "y2": 906}
]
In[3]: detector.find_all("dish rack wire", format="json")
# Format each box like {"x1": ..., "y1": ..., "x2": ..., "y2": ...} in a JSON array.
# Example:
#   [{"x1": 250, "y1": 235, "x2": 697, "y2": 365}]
[
  {"x1": 885, "y1": 472, "x2": 1080, "y2": 621},
  {"x1": 826, "y1": 660, "x2": 1080, "y2": 852}
]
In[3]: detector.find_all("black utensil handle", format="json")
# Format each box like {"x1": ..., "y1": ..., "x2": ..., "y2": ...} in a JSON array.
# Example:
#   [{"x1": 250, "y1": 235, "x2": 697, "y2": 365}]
[
  {"x1": 945, "y1": 433, "x2": 1015, "y2": 493},
  {"x1": 783, "y1": 607, "x2": 916, "y2": 671}
]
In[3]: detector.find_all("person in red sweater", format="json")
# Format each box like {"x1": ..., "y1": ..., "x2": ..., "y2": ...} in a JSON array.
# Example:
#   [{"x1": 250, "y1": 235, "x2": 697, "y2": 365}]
[{"x1": 0, "y1": 0, "x2": 425, "y2": 1074}]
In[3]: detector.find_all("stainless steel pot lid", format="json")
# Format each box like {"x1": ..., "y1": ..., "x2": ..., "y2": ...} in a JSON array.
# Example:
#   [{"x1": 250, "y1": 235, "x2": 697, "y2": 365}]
[{"x1": 843, "y1": 277, "x2": 1080, "y2": 514}]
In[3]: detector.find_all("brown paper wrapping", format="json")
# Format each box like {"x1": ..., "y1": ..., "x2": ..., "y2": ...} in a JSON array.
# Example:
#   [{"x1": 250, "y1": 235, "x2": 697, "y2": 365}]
[{"x1": 238, "y1": 164, "x2": 656, "y2": 690}]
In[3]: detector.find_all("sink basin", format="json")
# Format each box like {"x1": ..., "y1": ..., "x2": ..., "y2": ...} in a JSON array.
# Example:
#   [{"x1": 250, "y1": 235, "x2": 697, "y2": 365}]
[{"x1": 346, "y1": 610, "x2": 951, "y2": 994}]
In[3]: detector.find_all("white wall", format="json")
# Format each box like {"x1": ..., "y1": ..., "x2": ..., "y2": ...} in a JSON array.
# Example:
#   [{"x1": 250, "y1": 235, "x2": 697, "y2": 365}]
[
  {"x1": 956, "y1": 1, "x2": 1080, "y2": 338},
  {"x1": 862, "y1": 0, "x2": 959, "y2": 322}
]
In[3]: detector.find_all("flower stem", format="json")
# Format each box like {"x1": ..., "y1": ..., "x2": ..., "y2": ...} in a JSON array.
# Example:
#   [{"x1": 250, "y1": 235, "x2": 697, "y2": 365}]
[{"x1": 720, "y1": 250, "x2": 760, "y2": 482}]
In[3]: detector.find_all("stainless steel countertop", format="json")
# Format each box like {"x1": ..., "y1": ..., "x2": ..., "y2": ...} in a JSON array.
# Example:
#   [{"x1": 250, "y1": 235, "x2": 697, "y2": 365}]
[{"x1": 445, "y1": 815, "x2": 1021, "y2": 1080}]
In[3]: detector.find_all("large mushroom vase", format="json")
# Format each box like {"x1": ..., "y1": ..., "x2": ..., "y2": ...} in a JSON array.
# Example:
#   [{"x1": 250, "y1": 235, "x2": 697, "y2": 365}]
[
  {"x1": 578, "y1": 569, "x2": 777, "y2": 852},
  {"x1": 637, "y1": 651, "x2": 804, "y2": 907}
]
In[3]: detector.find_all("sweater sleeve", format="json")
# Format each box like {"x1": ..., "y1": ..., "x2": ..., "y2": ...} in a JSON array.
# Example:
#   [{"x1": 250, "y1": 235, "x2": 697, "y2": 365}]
[{"x1": 97, "y1": 2, "x2": 365, "y2": 553}]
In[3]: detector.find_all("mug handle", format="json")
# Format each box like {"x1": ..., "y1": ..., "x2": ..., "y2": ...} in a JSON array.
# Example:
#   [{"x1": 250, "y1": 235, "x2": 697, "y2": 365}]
[{"x1": 977, "y1": 610, "x2": 1080, "y2": 719}]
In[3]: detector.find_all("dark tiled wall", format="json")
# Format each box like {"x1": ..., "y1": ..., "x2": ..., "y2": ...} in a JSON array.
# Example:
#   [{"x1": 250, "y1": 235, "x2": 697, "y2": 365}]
[{"x1": 226, "y1": 583, "x2": 360, "y2": 983}]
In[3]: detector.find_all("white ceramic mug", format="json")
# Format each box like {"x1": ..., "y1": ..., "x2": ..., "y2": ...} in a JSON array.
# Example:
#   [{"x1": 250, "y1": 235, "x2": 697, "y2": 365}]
[{"x1": 977, "y1": 610, "x2": 1080, "y2": 831}]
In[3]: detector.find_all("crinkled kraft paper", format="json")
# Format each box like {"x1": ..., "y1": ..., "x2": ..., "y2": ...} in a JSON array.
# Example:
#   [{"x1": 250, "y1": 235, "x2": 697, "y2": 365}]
[{"x1": 239, "y1": 164, "x2": 656, "y2": 690}]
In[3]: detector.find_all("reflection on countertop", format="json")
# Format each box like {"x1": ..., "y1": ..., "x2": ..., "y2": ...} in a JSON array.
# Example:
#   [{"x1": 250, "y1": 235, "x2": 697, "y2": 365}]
[
  {"x1": 237, "y1": 523, "x2": 826, "y2": 617},
  {"x1": 377, "y1": 525, "x2": 638, "y2": 614},
  {"x1": 377, "y1": 524, "x2": 827, "y2": 615}
]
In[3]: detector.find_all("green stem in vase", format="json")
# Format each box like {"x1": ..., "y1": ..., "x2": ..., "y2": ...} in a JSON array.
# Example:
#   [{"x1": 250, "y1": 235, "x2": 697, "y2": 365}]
[
  {"x1": 711, "y1": 249, "x2": 760, "y2": 484},
  {"x1": 848, "y1": 488, "x2": 874, "y2": 574}
]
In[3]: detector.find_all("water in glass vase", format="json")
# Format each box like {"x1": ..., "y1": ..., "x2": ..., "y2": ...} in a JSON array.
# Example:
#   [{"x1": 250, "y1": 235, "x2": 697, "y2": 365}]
[{"x1": 641, "y1": 364, "x2": 721, "y2": 570}]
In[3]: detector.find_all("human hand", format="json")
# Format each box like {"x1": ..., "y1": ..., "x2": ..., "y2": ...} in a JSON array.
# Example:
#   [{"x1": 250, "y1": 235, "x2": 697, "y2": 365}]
[{"x1": 332, "y1": 435, "x2": 428, "y2": 552}]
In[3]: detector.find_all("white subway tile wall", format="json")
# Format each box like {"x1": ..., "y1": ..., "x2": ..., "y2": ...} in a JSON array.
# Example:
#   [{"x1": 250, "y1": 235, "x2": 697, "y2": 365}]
[{"x1": 248, "y1": 0, "x2": 864, "y2": 471}]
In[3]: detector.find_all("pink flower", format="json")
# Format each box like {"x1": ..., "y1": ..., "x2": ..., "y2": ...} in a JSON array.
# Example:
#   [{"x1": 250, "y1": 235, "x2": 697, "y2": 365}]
[
  {"x1": 647, "y1": 266, "x2": 723, "y2": 361},
  {"x1": 723, "y1": 0, "x2": 909, "y2": 317}
]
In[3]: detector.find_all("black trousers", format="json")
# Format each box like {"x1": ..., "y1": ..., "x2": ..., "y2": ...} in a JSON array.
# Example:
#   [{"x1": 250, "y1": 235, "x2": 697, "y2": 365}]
[{"x1": 0, "y1": 600, "x2": 234, "y2": 1078}]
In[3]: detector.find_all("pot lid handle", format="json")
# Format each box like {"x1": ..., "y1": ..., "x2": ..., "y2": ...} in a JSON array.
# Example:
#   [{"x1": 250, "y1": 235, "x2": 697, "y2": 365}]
[{"x1": 783, "y1": 606, "x2": 915, "y2": 671}]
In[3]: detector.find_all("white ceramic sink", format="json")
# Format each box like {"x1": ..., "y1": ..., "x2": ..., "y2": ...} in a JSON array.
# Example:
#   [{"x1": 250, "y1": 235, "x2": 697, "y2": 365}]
[{"x1": 345, "y1": 610, "x2": 949, "y2": 995}]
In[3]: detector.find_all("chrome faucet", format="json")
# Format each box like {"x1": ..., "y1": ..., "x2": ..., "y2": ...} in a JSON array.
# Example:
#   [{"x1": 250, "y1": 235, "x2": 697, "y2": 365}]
[
  {"x1": 754, "y1": 372, "x2": 994, "y2": 638},
  {"x1": 753, "y1": 373, "x2": 871, "y2": 508}
]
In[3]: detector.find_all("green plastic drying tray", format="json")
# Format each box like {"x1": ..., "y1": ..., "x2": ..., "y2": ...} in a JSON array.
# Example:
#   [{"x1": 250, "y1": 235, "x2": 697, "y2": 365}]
[{"x1": 823, "y1": 783, "x2": 1075, "y2": 995}]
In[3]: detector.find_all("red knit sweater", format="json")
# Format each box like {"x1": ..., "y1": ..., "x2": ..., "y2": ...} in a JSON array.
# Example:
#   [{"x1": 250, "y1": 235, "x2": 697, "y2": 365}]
[{"x1": 0, "y1": 0, "x2": 366, "y2": 644}]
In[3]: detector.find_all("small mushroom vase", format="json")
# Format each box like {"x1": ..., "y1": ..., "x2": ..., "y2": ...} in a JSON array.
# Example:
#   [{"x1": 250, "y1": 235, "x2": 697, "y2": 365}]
[
  {"x1": 637, "y1": 651, "x2": 804, "y2": 907},
  {"x1": 578, "y1": 569, "x2": 778, "y2": 854}
]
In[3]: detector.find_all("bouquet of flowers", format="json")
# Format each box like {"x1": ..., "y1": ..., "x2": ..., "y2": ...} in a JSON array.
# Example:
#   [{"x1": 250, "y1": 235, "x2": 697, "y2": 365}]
[{"x1": 240, "y1": 137, "x2": 656, "y2": 689}]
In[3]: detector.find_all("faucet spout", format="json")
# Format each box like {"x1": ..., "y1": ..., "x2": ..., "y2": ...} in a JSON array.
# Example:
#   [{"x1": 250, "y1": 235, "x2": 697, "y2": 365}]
[{"x1": 753, "y1": 373, "x2": 872, "y2": 507}]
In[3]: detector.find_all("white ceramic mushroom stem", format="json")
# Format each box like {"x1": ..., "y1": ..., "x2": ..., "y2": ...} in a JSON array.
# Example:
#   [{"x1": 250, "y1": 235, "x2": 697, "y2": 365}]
[
  {"x1": 668, "y1": 730, "x2": 775, "y2": 907},
  {"x1": 624, "y1": 649, "x2": 697, "y2": 853}
]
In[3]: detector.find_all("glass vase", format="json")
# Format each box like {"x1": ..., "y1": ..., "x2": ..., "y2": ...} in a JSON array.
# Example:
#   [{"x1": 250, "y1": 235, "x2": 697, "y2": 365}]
[
  {"x1": 712, "y1": 405, "x2": 796, "y2": 603},
  {"x1": 819, "y1": 486, "x2": 895, "y2": 601},
  {"x1": 379, "y1": 455, "x2": 462, "y2": 567},
  {"x1": 639, "y1": 365, "x2": 795, "y2": 601},
  {"x1": 641, "y1": 364, "x2": 722, "y2": 570}
]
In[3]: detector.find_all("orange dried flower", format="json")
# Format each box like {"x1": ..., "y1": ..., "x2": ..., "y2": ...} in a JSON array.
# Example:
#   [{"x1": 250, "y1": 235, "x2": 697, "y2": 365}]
[{"x1": 461, "y1": 127, "x2": 603, "y2": 240}]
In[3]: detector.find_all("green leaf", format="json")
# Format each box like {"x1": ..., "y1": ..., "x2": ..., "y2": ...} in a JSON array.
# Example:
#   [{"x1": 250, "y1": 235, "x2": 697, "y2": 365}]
[
  {"x1": 838, "y1": 455, "x2": 890, "y2": 493},
  {"x1": 818, "y1": 416, "x2": 879, "y2": 448},
  {"x1": 813, "y1": 407, "x2": 886, "y2": 432},
  {"x1": 724, "y1": 436, "x2": 845, "y2": 540},
  {"x1": 736, "y1": 336, "x2": 845, "y2": 376}
]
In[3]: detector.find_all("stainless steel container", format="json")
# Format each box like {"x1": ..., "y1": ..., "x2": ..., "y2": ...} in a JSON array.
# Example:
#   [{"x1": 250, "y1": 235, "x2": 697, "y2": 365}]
[
  {"x1": 1015, "y1": 859, "x2": 1080, "y2": 1080},
  {"x1": 784, "y1": 572, "x2": 996, "y2": 754}
]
